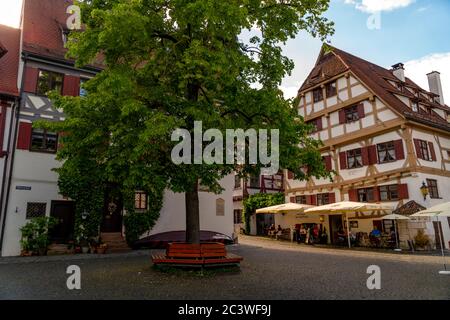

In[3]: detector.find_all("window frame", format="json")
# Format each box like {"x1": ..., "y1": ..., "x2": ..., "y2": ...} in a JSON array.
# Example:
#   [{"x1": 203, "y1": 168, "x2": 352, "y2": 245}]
[
  {"x1": 379, "y1": 185, "x2": 399, "y2": 201},
  {"x1": 325, "y1": 81, "x2": 337, "y2": 98},
  {"x1": 357, "y1": 188, "x2": 375, "y2": 203},
  {"x1": 29, "y1": 128, "x2": 58, "y2": 154},
  {"x1": 134, "y1": 191, "x2": 148, "y2": 211},
  {"x1": 316, "y1": 193, "x2": 330, "y2": 206},
  {"x1": 313, "y1": 87, "x2": 324, "y2": 103},
  {"x1": 295, "y1": 195, "x2": 307, "y2": 204},
  {"x1": 345, "y1": 105, "x2": 359, "y2": 123},
  {"x1": 377, "y1": 141, "x2": 396, "y2": 164},
  {"x1": 418, "y1": 140, "x2": 431, "y2": 161},
  {"x1": 36, "y1": 69, "x2": 64, "y2": 96},
  {"x1": 426, "y1": 179, "x2": 440, "y2": 199},
  {"x1": 248, "y1": 175, "x2": 260, "y2": 189},
  {"x1": 346, "y1": 148, "x2": 363, "y2": 169}
]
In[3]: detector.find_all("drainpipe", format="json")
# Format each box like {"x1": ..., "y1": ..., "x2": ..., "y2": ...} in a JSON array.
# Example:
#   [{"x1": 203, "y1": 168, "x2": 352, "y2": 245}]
[{"x1": 0, "y1": 57, "x2": 26, "y2": 255}]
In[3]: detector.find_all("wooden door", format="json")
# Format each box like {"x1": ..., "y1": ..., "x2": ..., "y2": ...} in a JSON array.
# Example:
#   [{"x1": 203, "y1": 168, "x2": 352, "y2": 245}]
[
  {"x1": 433, "y1": 221, "x2": 444, "y2": 250},
  {"x1": 101, "y1": 190, "x2": 123, "y2": 233},
  {"x1": 50, "y1": 201, "x2": 75, "y2": 243}
]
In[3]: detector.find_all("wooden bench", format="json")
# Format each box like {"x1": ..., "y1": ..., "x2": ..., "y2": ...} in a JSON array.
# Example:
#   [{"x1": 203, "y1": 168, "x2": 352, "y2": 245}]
[{"x1": 152, "y1": 242, "x2": 243, "y2": 267}]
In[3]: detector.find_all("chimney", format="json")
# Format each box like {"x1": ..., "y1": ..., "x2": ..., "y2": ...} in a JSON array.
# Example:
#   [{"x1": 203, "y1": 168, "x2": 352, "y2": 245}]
[
  {"x1": 392, "y1": 63, "x2": 405, "y2": 82},
  {"x1": 427, "y1": 71, "x2": 445, "y2": 105}
]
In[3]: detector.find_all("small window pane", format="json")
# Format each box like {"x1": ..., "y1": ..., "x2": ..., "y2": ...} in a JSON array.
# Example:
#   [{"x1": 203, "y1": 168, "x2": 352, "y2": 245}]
[{"x1": 26, "y1": 202, "x2": 47, "y2": 219}]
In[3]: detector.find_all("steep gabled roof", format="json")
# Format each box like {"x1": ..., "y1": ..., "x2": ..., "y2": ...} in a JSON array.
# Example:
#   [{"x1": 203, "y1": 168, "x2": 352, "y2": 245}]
[
  {"x1": 0, "y1": 25, "x2": 20, "y2": 97},
  {"x1": 300, "y1": 45, "x2": 450, "y2": 132},
  {"x1": 22, "y1": 0, "x2": 74, "y2": 60}
]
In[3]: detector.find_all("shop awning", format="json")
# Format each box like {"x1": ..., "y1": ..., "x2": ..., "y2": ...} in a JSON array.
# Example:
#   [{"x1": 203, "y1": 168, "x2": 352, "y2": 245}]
[
  {"x1": 256, "y1": 203, "x2": 314, "y2": 214},
  {"x1": 304, "y1": 201, "x2": 392, "y2": 215}
]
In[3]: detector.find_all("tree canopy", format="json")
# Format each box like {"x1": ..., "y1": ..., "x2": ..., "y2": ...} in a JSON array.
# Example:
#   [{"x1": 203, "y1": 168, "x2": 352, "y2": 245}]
[{"x1": 43, "y1": 0, "x2": 334, "y2": 243}]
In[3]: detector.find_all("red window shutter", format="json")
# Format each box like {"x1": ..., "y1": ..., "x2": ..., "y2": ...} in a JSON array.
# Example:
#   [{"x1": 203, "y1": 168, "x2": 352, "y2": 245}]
[
  {"x1": 348, "y1": 189, "x2": 358, "y2": 202},
  {"x1": 290, "y1": 196, "x2": 296, "y2": 203},
  {"x1": 323, "y1": 155, "x2": 332, "y2": 171},
  {"x1": 63, "y1": 75, "x2": 80, "y2": 97},
  {"x1": 316, "y1": 118, "x2": 323, "y2": 131},
  {"x1": 361, "y1": 147, "x2": 370, "y2": 166},
  {"x1": 287, "y1": 170, "x2": 294, "y2": 179},
  {"x1": 17, "y1": 122, "x2": 32, "y2": 150},
  {"x1": 394, "y1": 140, "x2": 405, "y2": 160},
  {"x1": 23, "y1": 67, "x2": 39, "y2": 93},
  {"x1": 368, "y1": 145, "x2": 377, "y2": 165},
  {"x1": 310, "y1": 195, "x2": 317, "y2": 206},
  {"x1": 339, "y1": 152, "x2": 347, "y2": 170},
  {"x1": 329, "y1": 193, "x2": 336, "y2": 204},
  {"x1": 357, "y1": 103, "x2": 365, "y2": 119},
  {"x1": 338, "y1": 109, "x2": 346, "y2": 124},
  {"x1": 414, "y1": 139, "x2": 423, "y2": 159},
  {"x1": 306, "y1": 195, "x2": 311, "y2": 205},
  {"x1": 398, "y1": 184, "x2": 409, "y2": 200},
  {"x1": 428, "y1": 142, "x2": 437, "y2": 161},
  {"x1": 373, "y1": 187, "x2": 380, "y2": 202}
]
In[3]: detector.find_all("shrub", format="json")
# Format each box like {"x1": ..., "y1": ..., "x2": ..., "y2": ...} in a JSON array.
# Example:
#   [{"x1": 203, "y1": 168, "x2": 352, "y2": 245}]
[
  {"x1": 20, "y1": 217, "x2": 58, "y2": 255},
  {"x1": 414, "y1": 229, "x2": 431, "y2": 249}
]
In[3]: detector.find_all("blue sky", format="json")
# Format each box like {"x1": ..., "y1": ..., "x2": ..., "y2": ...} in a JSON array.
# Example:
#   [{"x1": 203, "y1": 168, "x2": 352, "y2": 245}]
[
  {"x1": 281, "y1": 0, "x2": 450, "y2": 102},
  {"x1": 1, "y1": 0, "x2": 449, "y2": 102}
]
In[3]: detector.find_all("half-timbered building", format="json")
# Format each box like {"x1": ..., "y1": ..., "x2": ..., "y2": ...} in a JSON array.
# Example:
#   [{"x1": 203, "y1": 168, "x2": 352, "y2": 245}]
[{"x1": 286, "y1": 45, "x2": 450, "y2": 249}]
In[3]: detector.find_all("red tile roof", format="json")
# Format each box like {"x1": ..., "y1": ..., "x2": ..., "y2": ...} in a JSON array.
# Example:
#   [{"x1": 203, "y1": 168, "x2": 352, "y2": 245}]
[
  {"x1": 300, "y1": 45, "x2": 450, "y2": 131},
  {"x1": 0, "y1": 25, "x2": 20, "y2": 97},
  {"x1": 22, "y1": 0, "x2": 74, "y2": 60}
]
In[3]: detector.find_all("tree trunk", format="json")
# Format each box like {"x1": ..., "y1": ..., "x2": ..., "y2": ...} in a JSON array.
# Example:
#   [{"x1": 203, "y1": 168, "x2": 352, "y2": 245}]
[{"x1": 185, "y1": 184, "x2": 200, "y2": 244}]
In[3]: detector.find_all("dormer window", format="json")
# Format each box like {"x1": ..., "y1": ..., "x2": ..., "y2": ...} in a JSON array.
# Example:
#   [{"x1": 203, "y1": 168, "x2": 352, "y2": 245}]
[{"x1": 412, "y1": 102, "x2": 418, "y2": 112}]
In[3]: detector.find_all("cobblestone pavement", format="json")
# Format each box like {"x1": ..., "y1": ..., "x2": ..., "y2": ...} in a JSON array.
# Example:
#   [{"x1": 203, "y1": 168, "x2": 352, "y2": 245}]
[{"x1": 1, "y1": 236, "x2": 449, "y2": 300}]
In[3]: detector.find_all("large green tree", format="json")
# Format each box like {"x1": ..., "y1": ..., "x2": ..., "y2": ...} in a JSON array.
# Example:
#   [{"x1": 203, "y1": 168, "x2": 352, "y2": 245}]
[{"x1": 46, "y1": 0, "x2": 334, "y2": 244}]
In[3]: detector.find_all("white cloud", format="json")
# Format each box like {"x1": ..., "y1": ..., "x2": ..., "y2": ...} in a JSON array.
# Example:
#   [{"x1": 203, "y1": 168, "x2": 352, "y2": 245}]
[
  {"x1": 0, "y1": 0, "x2": 23, "y2": 28},
  {"x1": 345, "y1": 0, "x2": 415, "y2": 13},
  {"x1": 404, "y1": 53, "x2": 450, "y2": 105}
]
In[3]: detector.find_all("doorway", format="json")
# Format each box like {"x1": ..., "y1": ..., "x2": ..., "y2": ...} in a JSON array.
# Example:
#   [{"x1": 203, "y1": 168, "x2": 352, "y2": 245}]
[
  {"x1": 329, "y1": 215, "x2": 343, "y2": 244},
  {"x1": 101, "y1": 188, "x2": 123, "y2": 233},
  {"x1": 256, "y1": 214, "x2": 275, "y2": 236},
  {"x1": 433, "y1": 221, "x2": 444, "y2": 250},
  {"x1": 50, "y1": 201, "x2": 75, "y2": 243}
]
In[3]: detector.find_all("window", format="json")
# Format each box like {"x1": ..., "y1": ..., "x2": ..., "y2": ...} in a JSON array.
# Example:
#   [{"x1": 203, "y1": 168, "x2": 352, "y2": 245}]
[
  {"x1": 30, "y1": 128, "x2": 58, "y2": 153},
  {"x1": 234, "y1": 209, "x2": 242, "y2": 224},
  {"x1": 418, "y1": 140, "x2": 431, "y2": 161},
  {"x1": 37, "y1": 70, "x2": 63, "y2": 95},
  {"x1": 317, "y1": 193, "x2": 330, "y2": 206},
  {"x1": 347, "y1": 148, "x2": 363, "y2": 169},
  {"x1": 234, "y1": 175, "x2": 241, "y2": 189},
  {"x1": 377, "y1": 141, "x2": 396, "y2": 163},
  {"x1": 313, "y1": 87, "x2": 323, "y2": 103},
  {"x1": 379, "y1": 185, "x2": 399, "y2": 201},
  {"x1": 249, "y1": 175, "x2": 259, "y2": 188},
  {"x1": 307, "y1": 118, "x2": 322, "y2": 132},
  {"x1": 426, "y1": 179, "x2": 439, "y2": 199},
  {"x1": 26, "y1": 202, "x2": 47, "y2": 219},
  {"x1": 135, "y1": 191, "x2": 147, "y2": 210},
  {"x1": 412, "y1": 102, "x2": 419, "y2": 112},
  {"x1": 358, "y1": 188, "x2": 374, "y2": 202},
  {"x1": 326, "y1": 81, "x2": 337, "y2": 98},
  {"x1": 79, "y1": 78, "x2": 88, "y2": 97},
  {"x1": 295, "y1": 195, "x2": 307, "y2": 204},
  {"x1": 216, "y1": 198, "x2": 225, "y2": 216},
  {"x1": 345, "y1": 105, "x2": 359, "y2": 123}
]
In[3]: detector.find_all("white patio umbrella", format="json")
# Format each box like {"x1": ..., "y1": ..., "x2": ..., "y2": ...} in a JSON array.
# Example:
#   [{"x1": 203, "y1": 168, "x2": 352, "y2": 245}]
[
  {"x1": 305, "y1": 201, "x2": 393, "y2": 248},
  {"x1": 256, "y1": 203, "x2": 314, "y2": 214},
  {"x1": 411, "y1": 202, "x2": 450, "y2": 275},
  {"x1": 381, "y1": 214, "x2": 410, "y2": 251}
]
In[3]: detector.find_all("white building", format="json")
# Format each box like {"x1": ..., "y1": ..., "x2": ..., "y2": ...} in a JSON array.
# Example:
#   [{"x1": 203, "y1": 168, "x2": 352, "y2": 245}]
[
  {"x1": 285, "y1": 45, "x2": 450, "y2": 249},
  {"x1": 0, "y1": 0, "x2": 233, "y2": 257}
]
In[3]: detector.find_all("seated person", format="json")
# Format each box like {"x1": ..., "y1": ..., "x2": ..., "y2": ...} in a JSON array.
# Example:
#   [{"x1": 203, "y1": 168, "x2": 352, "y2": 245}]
[
  {"x1": 369, "y1": 226, "x2": 382, "y2": 246},
  {"x1": 336, "y1": 227, "x2": 347, "y2": 244}
]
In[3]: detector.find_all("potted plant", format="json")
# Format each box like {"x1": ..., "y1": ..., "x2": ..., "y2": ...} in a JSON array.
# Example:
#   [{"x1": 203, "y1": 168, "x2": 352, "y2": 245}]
[
  {"x1": 97, "y1": 243, "x2": 108, "y2": 254},
  {"x1": 20, "y1": 217, "x2": 57, "y2": 256},
  {"x1": 414, "y1": 229, "x2": 431, "y2": 251}
]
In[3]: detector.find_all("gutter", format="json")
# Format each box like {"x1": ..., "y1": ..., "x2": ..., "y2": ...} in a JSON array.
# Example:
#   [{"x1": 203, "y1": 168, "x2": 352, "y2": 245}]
[{"x1": 0, "y1": 56, "x2": 26, "y2": 255}]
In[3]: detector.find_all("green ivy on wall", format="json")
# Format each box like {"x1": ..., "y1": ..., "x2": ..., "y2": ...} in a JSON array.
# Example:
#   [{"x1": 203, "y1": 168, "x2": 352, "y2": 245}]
[{"x1": 242, "y1": 192, "x2": 285, "y2": 234}]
